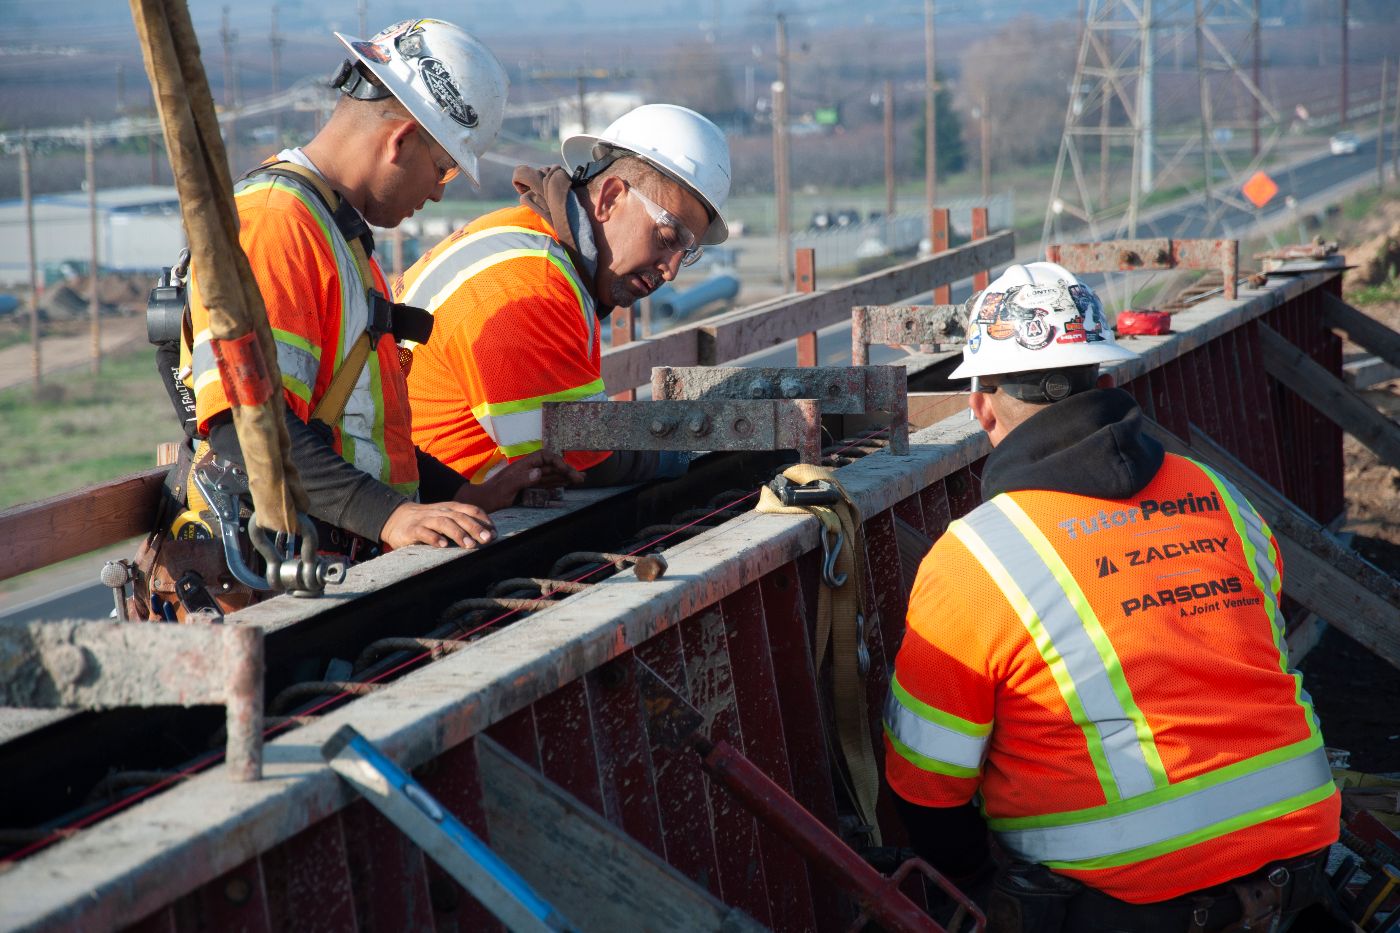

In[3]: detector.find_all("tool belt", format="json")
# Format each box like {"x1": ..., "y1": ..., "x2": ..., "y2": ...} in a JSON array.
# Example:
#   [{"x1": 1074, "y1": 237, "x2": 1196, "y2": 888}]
[{"x1": 985, "y1": 850, "x2": 1331, "y2": 933}]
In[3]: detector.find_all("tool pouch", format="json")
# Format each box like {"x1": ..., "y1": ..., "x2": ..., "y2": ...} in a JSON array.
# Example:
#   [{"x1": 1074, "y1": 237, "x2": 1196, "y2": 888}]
[{"x1": 986, "y1": 862, "x2": 1082, "y2": 933}]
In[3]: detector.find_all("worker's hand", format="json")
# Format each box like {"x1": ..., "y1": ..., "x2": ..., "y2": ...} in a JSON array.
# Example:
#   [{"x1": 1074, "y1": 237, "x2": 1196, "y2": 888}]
[
  {"x1": 455, "y1": 450, "x2": 585, "y2": 513},
  {"x1": 380, "y1": 501, "x2": 496, "y2": 551}
]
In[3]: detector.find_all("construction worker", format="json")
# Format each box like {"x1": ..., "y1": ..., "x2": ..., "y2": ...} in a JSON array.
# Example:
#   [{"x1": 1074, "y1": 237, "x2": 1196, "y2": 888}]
[
  {"x1": 395, "y1": 104, "x2": 731, "y2": 485},
  {"x1": 187, "y1": 19, "x2": 582, "y2": 559},
  {"x1": 882, "y1": 263, "x2": 1341, "y2": 932}
]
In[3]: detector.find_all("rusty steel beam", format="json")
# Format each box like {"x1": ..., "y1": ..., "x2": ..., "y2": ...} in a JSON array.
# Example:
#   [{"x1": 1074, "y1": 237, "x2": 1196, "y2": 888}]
[
  {"x1": 851, "y1": 304, "x2": 966, "y2": 366},
  {"x1": 1046, "y1": 237, "x2": 1240, "y2": 299},
  {"x1": 541, "y1": 399, "x2": 823, "y2": 464},
  {"x1": 0, "y1": 620, "x2": 264, "y2": 780},
  {"x1": 651, "y1": 365, "x2": 910, "y2": 455}
]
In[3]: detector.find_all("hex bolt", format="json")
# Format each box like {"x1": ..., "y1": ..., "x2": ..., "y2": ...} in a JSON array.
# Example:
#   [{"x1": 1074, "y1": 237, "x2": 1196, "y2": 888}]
[
  {"x1": 224, "y1": 877, "x2": 252, "y2": 905},
  {"x1": 49, "y1": 644, "x2": 91, "y2": 688},
  {"x1": 748, "y1": 379, "x2": 774, "y2": 398},
  {"x1": 649, "y1": 417, "x2": 677, "y2": 438},
  {"x1": 732, "y1": 417, "x2": 753, "y2": 437},
  {"x1": 1119, "y1": 249, "x2": 1142, "y2": 267},
  {"x1": 780, "y1": 378, "x2": 803, "y2": 398},
  {"x1": 687, "y1": 413, "x2": 711, "y2": 437},
  {"x1": 634, "y1": 553, "x2": 669, "y2": 582}
]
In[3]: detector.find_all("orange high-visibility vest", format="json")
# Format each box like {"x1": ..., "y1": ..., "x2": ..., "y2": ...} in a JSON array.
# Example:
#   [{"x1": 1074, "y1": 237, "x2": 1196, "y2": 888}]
[
  {"x1": 188, "y1": 162, "x2": 419, "y2": 496},
  {"x1": 884, "y1": 454, "x2": 1339, "y2": 903},
  {"x1": 396, "y1": 205, "x2": 608, "y2": 482}
]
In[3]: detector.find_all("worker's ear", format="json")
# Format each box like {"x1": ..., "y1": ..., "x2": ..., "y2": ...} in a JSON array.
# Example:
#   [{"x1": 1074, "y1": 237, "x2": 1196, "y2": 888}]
[
  {"x1": 592, "y1": 176, "x2": 626, "y2": 222},
  {"x1": 969, "y1": 391, "x2": 998, "y2": 437},
  {"x1": 384, "y1": 119, "x2": 418, "y2": 167}
]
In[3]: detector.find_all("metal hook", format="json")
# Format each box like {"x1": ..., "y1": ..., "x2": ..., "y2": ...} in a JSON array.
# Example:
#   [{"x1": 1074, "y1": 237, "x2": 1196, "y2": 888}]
[
  {"x1": 855, "y1": 612, "x2": 871, "y2": 677},
  {"x1": 821, "y1": 526, "x2": 847, "y2": 588}
]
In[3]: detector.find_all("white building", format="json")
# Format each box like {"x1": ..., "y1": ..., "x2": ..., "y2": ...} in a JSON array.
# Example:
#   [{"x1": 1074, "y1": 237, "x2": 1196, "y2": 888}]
[{"x1": 0, "y1": 186, "x2": 184, "y2": 286}]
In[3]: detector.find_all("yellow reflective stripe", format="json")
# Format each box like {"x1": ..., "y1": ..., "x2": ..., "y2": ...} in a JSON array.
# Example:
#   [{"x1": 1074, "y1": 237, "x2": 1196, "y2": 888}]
[
  {"x1": 950, "y1": 517, "x2": 1122, "y2": 802},
  {"x1": 472, "y1": 379, "x2": 607, "y2": 419},
  {"x1": 995, "y1": 497, "x2": 1167, "y2": 789}
]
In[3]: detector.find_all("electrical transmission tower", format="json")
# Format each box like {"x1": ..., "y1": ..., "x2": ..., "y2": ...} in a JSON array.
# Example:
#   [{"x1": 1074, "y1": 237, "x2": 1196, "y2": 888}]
[{"x1": 1044, "y1": 0, "x2": 1278, "y2": 248}]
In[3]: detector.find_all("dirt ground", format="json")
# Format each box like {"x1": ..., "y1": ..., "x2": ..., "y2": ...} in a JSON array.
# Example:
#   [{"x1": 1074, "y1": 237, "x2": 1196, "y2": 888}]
[{"x1": 1293, "y1": 199, "x2": 1400, "y2": 774}]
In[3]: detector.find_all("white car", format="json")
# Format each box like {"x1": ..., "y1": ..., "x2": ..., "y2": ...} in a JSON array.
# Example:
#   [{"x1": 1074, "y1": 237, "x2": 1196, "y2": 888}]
[{"x1": 1330, "y1": 131, "x2": 1360, "y2": 156}]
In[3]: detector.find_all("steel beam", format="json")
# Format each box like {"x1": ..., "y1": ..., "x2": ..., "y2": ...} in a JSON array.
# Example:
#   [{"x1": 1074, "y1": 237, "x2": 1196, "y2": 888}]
[
  {"x1": 652, "y1": 365, "x2": 909, "y2": 455},
  {"x1": 850, "y1": 305, "x2": 966, "y2": 366},
  {"x1": 541, "y1": 399, "x2": 823, "y2": 464},
  {"x1": 0, "y1": 620, "x2": 263, "y2": 780},
  {"x1": 1046, "y1": 237, "x2": 1240, "y2": 299}
]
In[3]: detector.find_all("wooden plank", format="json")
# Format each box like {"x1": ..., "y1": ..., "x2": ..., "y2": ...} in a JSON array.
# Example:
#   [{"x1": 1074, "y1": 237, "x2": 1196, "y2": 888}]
[
  {"x1": 600, "y1": 328, "x2": 701, "y2": 394},
  {"x1": 1257, "y1": 323, "x2": 1400, "y2": 470},
  {"x1": 907, "y1": 391, "x2": 968, "y2": 429},
  {"x1": 1143, "y1": 419, "x2": 1400, "y2": 672},
  {"x1": 0, "y1": 466, "x2": 165, "y2": 582},
  {"x1": 699, "y1": 233, "x2": 1015, "y2": 366},
  {"x1": 475, "y1": 735, "x2": 764, "y2": 933},
  {"x1": 1321, "y1": 291, "x2": 1400, "y2": 372}
]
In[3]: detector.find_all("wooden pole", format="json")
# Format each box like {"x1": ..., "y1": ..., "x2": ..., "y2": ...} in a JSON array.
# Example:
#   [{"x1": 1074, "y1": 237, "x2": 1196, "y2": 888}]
[
  {"x1": 1252, "y1": 0, "x2": 1261, "y2": 158},
  {"x1": 87, "y1": 120, "x2": 101, "y2": 374},
  {"x1": 773, "y1": 13, "x2": 792, "y2": 291},
  {"x1": 980, "y1": 92, "x2": 991, "y2": 202},
  {"x1": 21, "y1": 135, "x2": 41, "y2": 392},
  {"x1": 923, "y1": 0, "x2": 937, "y2": 242},
  {"x1": 1340, "y1": 0, "x2": 1349, "y2": 127},
  {"x1": 883, "y1": 79, "x2": 895, "y2": 220},
  {"x1": 1391, "y1": 59, "x2": 1400, "y2": 180},
  {"x1": 1379, "y1": 59, "x2": 1389, "y2": 191}
]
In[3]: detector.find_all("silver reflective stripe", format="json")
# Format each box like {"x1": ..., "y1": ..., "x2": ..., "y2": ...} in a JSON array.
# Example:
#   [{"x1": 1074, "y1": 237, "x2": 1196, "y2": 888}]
[
  {"x1": 961, "y1": 503, "x2": 1159, "y2": 800},
  {"x1": 996, "y1": 743, "x2": 1333, "y2": 863},
  {"x1": 190, "y1": 332, "x2": 215, "y2": 390},
  {"x1": 398, "y1": 226, "x2": 597, "y2": 347},
  {"x1": 883, "y1": 689, "x2": 987, "y2": 771},
  {"x1": 1205, "y1": 467, "x2": 1280, "y2": 612}
]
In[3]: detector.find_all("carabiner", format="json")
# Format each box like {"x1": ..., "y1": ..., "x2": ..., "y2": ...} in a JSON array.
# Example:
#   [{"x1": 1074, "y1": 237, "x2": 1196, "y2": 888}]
[{"x1": 821, "y1": 525, "x2": 848, "y2": 588}]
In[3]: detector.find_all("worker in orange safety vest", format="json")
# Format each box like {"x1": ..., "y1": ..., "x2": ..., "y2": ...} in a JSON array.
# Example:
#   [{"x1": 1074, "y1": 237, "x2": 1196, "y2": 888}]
[
  {"x1": 187, "y1": 19, "x2": 581, "y2": 565},
  {"x1": 395, "y1": 104, "x2": 731, "y2": 486},
  {"x1": 882, "y1": 262, "x2": 1342, "y2": 932}
]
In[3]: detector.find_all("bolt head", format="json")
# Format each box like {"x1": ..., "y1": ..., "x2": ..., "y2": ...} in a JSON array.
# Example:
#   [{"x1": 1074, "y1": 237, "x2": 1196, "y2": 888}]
[
  {"x1": 649, "y1": 418, "x2": 676, "y2": 437},
  {"x1": 687, "y1": 413, "x2": 711, "y2": 436},
  {"x1": 49, "y1": 644, "x2": 91, "y2": 688},
  {"x1": 780, "y1": 379, "x2": 802, "y2": 398},
  {"x1": 733, "y1": 417, "x2": 753, "y2": 437}
]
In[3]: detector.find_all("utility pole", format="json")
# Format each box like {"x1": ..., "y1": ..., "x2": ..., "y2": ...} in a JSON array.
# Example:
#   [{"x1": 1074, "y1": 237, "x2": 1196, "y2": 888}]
[
  {"x1": 576, "y1": 76, "x2": 589, "y2": 136},
  {"x1": 21, "y1": 136, "x2": 41, "y2": 392},
  {"x1": 980, "y1": 93, "x2": 991, "y2": 202},
  {"x1": 1340, "y1": 0, "x2": 1349, "y2": 127},
  {"x1": 1251, "y1": 0, "x2": 1261, "y2": 157},
  {"x1": 87, "y1": 120, "x2": 101, "y2": 375},
  {"x1": 116, "y1": 62, "x2": 127, "y2": 115},
  {"x1": 358, "y1": 0, "x2": 368, "y2": 38},
  {"x1": 1379, "y1": 59, "x2": 1389, "y2": 190},
  {"x1": 271, "y1": 4, "x2": 284, "y2": 145},
  {"x1": 1140, "y1": 0, "x2": 1155, "y2": 195},
  {"x1": 883, "y1": 79, "x2": 895, "y2": 220},
  {"x1": 773, "y1": 13, "x2": 792, "y2": 290},
  {"x1": 923, "y1": 0, "x2": 937, "y2": 240},
  {"x1": 221, "y1": 6, "x2": 238, "y2": 170}
]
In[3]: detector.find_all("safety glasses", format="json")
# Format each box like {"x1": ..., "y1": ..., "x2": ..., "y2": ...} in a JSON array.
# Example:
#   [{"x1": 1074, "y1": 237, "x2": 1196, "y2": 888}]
[
  {"x1": 627, "y1": 184, "x2": 703, "y2": 267},
  {"x1": 416, "y1": 126, "x2": 460, "y2": 185}
]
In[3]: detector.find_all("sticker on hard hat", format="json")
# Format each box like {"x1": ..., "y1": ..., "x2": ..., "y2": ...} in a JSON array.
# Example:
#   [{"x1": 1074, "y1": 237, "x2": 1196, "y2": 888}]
[
  {"x1": 419, "y1": 58, "x2": 478, "y2": 127},
  {"x1": 1013, "y1": 308, "x2": 1054, "y2": 350},
  {"x1": 351, "y1": 40, "x2": 391, "y2": 64}
]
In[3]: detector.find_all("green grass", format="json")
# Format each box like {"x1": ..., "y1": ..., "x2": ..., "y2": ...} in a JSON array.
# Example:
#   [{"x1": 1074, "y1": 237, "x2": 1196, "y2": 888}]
[
  {"x1": 0, "y1": 348, "x2": 175, "y2": 510},
  {"x1": 1342, "y1": 189, "x2": 1386, "y2": 223},
  {"x1": 1350, "y1": 276, "x2": 1400, "y2": 306}
]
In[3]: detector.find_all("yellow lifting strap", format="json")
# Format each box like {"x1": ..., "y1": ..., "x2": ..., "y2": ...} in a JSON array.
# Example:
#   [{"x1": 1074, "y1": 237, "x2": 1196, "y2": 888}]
[{"x1": 756, "y1": 464, "x2": 883, "y2": 845}]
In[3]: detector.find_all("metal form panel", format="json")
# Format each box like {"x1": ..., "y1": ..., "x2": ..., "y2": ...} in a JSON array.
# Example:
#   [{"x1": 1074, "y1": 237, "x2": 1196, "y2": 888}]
[
  {"x1": 652, "y1": 365, "x2": 910, "y2": 456},
  {"x1": 851, "y1": 305, "x2": 966, "y2": 366},
  {"x1": 542, "y1": 399, "x2": 824, "y2": 464},
  {"x1": 1, "y1": 268, "x2": 1353, "y2": 933}
]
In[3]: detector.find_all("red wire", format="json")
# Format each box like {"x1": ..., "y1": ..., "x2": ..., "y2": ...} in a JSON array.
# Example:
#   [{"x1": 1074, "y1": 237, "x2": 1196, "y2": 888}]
[{"x1": 3, "y1": 426, "x2": 892, "y2": 864}]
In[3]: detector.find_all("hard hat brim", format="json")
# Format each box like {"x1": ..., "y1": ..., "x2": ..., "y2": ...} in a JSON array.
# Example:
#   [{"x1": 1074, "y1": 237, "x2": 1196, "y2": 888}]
[{"x1": 948, "y1": 339, "x2": 1140, "y2": 380}]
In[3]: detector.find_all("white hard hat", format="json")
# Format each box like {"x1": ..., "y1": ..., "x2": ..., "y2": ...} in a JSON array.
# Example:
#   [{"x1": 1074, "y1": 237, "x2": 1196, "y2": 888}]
[
  {"x1": 562, "y1": 104, "x2": 732, "y2": 245},
  {"x1": 949, "y1": 261, "x2": 1139, "y2": 380},
  {"x1": 334, "y1": 19, "x2": 509, "y2": 188}
]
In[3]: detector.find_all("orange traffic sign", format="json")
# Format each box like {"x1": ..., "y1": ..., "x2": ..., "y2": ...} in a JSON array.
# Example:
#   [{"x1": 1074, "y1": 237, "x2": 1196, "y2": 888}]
[{"x1": 1242, "y1": 171, "x2": 1279, "y2": 209}]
